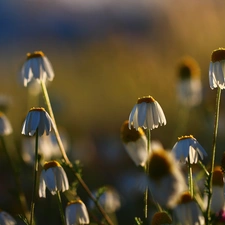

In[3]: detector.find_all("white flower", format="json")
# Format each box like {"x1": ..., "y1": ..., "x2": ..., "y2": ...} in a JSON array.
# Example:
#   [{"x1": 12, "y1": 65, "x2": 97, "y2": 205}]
[
  {"x1": 147, "y1": 149, "x2": 187, "y2": 208},
  {"x1": 66, "y1": 200, "x2": 90, "y2": 225},
  {"x1": 173, "y1": 192, "x2": 205, "y2": 225},
  {"x1": 20, "y1": 51, "x2": 54, "y2": 87},
  {"x1": 209, "y1": 48, "x2": 225, "y2": 89},
  {"x1": 177, "y1": 56, "x2": 202, "y2": 107},
  {"x1": 128, "y1": 96, "x2": 166, "y2": 131},
  {"x1": 89, "y1": 186, "x2": 121, "y2": 213},
  {"x1": 120, "y1": 120, "x2": 148, "y2": 166},
  {"x1": 21, "y1": 107, "x2": 54, "y2": 136},
  {"x1": 172, "y1": 135, "x2": 207, "y2": 164},
  {"x1": 0, "y1": 112, "x2": 13, "y2": 136},
  {"x1": 204, "y1": 167, "x2": 224, "y2": 213},
  {"x1": 39, "y1": 160, "x2": 69, "y2": 197},
  {"x1": 0, "y1": 211, "x2": 16, "y2": 225}
]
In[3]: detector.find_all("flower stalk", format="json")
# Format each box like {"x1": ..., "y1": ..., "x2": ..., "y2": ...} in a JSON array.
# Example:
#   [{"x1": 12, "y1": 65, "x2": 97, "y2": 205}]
[
  {"x1": 206, "y1": 88, "x2": 222, "y2": 224},
  {"x1": 56, "y1": 191, "x2": 66, "y2": 225},
  {"x1": 40, "y1": 80, "x2": 114, "y2": 225},
  {"x1": 30, "y1": 129, "x2": 39, "y2": 225}
]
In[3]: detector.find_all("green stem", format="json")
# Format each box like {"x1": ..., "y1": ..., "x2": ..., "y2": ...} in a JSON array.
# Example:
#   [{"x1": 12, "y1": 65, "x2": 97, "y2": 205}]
[
  {"x1": 206, "y1": 88, "x2": 221, "y2": 225},
  {"x1": 144, "y1": 129, "x2": 151, "y2": 219},
  {"x1": 0, "y1": 136, "x2": 29, "y2": 219},
  {"x1": 30, "y1": 129, "x2": 39, "y2": 225},
  {"x1": 188, "y1": 157, "x2": 193, "y2": 197},
  {"x1": 56, "y1": 191, "x2": 66, "y2": 225},
  {"x1": 40, "y1": 81, "x2": 114, "y2": 225}
]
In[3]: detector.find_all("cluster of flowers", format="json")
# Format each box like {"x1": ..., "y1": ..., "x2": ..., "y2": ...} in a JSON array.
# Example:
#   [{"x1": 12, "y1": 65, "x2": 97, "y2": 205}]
[
  {"x1": 120, "y1": 48, "x2": 225, "y2": 224},
  {"x1": 0, "y1": 47, "x2": 225, "y2": 225}
]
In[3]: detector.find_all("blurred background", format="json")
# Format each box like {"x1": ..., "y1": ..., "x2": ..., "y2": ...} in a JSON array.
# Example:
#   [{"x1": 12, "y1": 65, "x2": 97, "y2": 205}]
[{"x1": 1, "y1": 0, "x2": 225, "y2": 224}]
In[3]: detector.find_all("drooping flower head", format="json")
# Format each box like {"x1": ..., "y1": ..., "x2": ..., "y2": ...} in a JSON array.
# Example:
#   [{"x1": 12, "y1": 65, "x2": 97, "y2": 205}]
[
  {"x1": 20, "y1": 51, "x2": 54, "y2": 87},
  {"x1": 39, "y1": 160, "x2": 69, "y2": 198},
  {"x1": 211, "y1": 166, "x2": 224, "y2": 213},
  {"x1": 209, "y1": 48, "x2": 225, "y2": 89},
  {"x1": 129, "y1": 96, "x2": 166, "y2": 131},
  {"x1": 121, "y1": 120, "x2": 148, "y2": 166},
  {"x1": 151, "y1": 211, "x2": 172, "y2": 225},
  {"x1": 89, "y1": 186, "x2": 121, "y2": 213},
  {"x1": 147, "y1": 149, "x2": 186, "y2": 208},
  {"x1": 0, "y1": 210, "x2": 17, "y2": 225},
  {"x1": 66, "y1": 200, "x2": 90, "y2": 225},
  {"x1": 21, "y1": 107, "x2": 54, "y2": 136},
  {"x1": 172, "y1": 135, "x2": 207, "y2": 164},
  {"x1": 176, "y1": 56, "x2": 202, "y2": 107},
  {"x1": 0, "y1": 112, "x2": 13, "y2": 136},
  {"x1": 173, "y1": 192, "x2": 205, "y2": 225}
]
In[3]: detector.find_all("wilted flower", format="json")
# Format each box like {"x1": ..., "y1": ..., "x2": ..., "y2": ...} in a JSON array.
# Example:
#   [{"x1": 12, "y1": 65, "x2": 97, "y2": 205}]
[
  {"x1": 173, "y1": 192, "x2": 205, "y2": 225},
  {"x1": 147, "y1": 149, "x2": 186, "y2": 208},
  {"x1": 121, "y1": 120, "x2": 148, "y2": 166},
  {"x1": 171, "y1": 135, "x2": 207, "y2": 164},
  {"x1": 0, "y1": 210, "x2": 16, "y2": 225},
  {"x1": 209, "y1": 48, "x2": 225, "y2": 89},
  {"x1": 129, "y1": 96, "x2": 166, "y2": 131},
  {"x1": 39, "y1": 160, "x2": 69, "y2": 197},
  {"x1": 0, "y1": 112, "x2": 13, "y2": 136},
  {"x1": 151, "y1": 211, "x2": 172, "y2": 225},
  {"x1": 176, "y1": 56, "x2": 202, "y2": 107},
  {"x1": 20, "y1": 51, "x2": 54, "y2": 86},
  {"x1": 21, "y1": 107, "x2": 54, "y2": 136},
  {"x1": 89, "y1": 186, "x2": 121, "y2": 213},
  {"x1": 66, "y1": 200, "x2": 90, "y2": 225}
]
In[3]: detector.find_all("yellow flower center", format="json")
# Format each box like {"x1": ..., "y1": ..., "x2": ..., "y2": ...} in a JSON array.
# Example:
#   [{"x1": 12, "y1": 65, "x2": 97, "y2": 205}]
[
  {"x1": 212, "y1": 166, "x2": 224, "y2": 186},
  {"x1": 211, "y1": 48, "x2": 225, "y2": 63},
  {"x1": 44, "y1": 160, "x2": 61, "y2": 170},
  {"x1": 137, "y1": 96, "x2": 155, "y2": 104},
  {"x1": 67, "y1": 199, "x2": 83, "y2": 206},
  {"x1": 151, "y1": 211, "x2": 172, "y2": 225},
  {"x1": 177, "y1": 192, "x2": 193, "y2": 204},
  {"x1": 148, "y1": 149, "x2": 172, "y2": 180},
  {"x1": 178, "y1": 135, "x2": 195, "y2": 141},
  {"x1": 29, "y1": 107, "x2": 46, "y2": 112},
  {"x1": 26, "y1": 51, "x2": 45, "y2": 60},
  {"x1": 120, "y1": 120, "x2": 145, "y2": 143}
]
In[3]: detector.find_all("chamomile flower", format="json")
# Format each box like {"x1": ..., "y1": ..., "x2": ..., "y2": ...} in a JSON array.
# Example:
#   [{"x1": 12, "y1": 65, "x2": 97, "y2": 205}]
[
  {"x1": 173, "y1": 192, "x2": 205, "y2": 225},
  {"x1": 65, "y1": 200, "x2": 90, "y2": 225},
  {"x1": 176, "y1": 56, "x2": 202, "y2": 107},
  {"x1": 89, "y1": 186, "x2": 121, "y2": 213},
  {"x1": 0, "y1": 210, "x2": 16, "y2": 225},
  {"x1": 172, "y1": 135, "x2": 207, "y2": 164},
  {"x1": 147, "y1": 149, "x2": 186, "y2": 208},
  {"x1": 204, "y1": 166, "x2": 225, "y2": 213},
  {"x1": 39, "y1": 160, "x2": 69, "y2": 198},
  {"x1": 128, "y1": 96, "x2": 166, "y2": 131},
  {"x1": 121, "y1": 120, "x2": 148, "y2": 166},
  {"x1": 0, "y1": 112, "x2": 12, "y2": 136},
  {"x1": 20, "y1": 51, "x2": 54, "y2": 86},
  {"x1": 209, "y1": 48, "x2": 225, "y2": 89},
  {"x1": 151, "y1": 211, "x2": 172, "y2": 225},
  {"x1": 21, "y1": 107, "x2": 54, "y2": 136}
]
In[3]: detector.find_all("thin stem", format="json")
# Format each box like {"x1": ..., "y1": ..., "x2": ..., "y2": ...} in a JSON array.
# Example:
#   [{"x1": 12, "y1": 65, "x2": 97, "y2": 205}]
[
  {"x1": 188, "y1": 157, "x2": 193, "y2": 197},
  {"x1": 40, "y1": 81, "x2": 114, "y2": 225},
  {"x1": 144, "y1": 129, "x2": 151, "y2": 220},
  {"x1": 56, "y1": 191, "x2": 66, "y2": 225},
  {"x1": 198, "y1": 160, "x2": 209, "y2": 176},
  {"x1": 30, "y1": 129, "x2": 39, "y2": 225},
  {"x1": 206, "y1": 88, "x2": 221, "y2": 225},
  {"x1": 0, "y1": 136, "x2": 29, "y2": 219}
]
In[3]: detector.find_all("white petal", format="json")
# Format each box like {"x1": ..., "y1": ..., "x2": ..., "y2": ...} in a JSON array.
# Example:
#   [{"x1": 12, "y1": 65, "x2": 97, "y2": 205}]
[
  {"x1": 39, "y1": 171, "x2": 47, "y2": 198},
  {"x1": 128, "y1": 105, "x2": 137, "y2": 129},
  {"x1": 137, "y1": 102, "x2": 147, "y2": 127}
]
